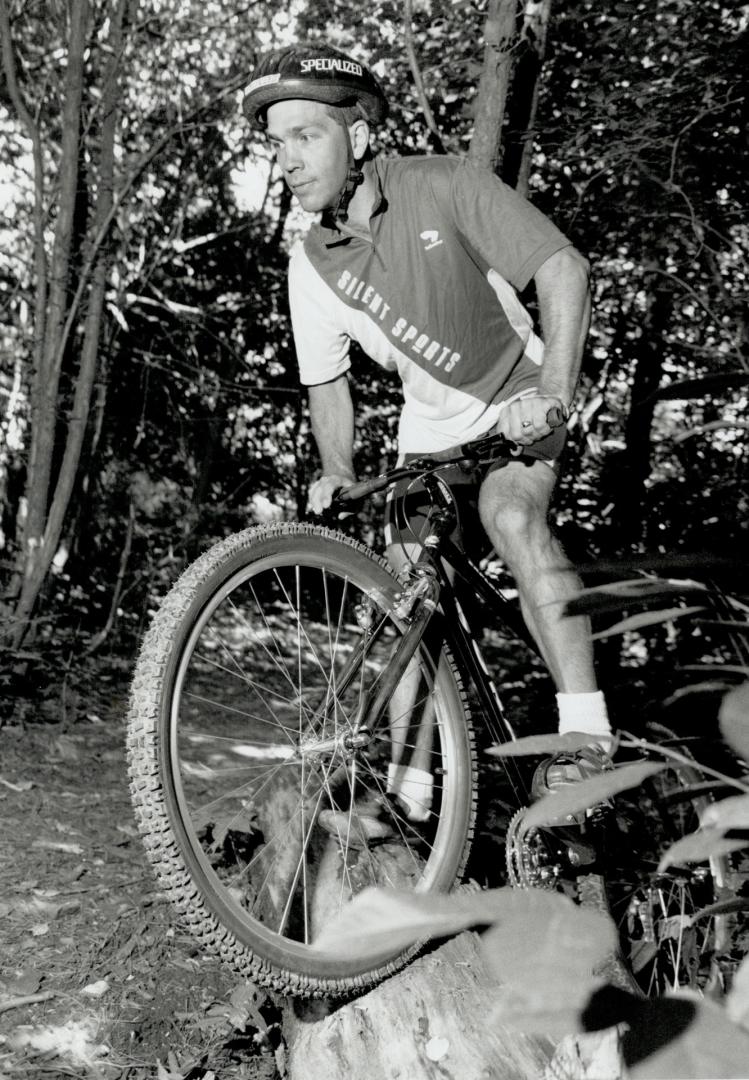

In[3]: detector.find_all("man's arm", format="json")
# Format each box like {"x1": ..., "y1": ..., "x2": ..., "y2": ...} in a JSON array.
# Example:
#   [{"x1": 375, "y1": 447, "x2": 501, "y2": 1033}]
[
  {"x1": 535, "y1": 246, "x2": 591, "y2": 407},
  {"x1": 307, "y1": 374, "x2": 356, "y2": 513},
  {"x1": 497, "y1": 246, "x2": 591, "y2": 444}
]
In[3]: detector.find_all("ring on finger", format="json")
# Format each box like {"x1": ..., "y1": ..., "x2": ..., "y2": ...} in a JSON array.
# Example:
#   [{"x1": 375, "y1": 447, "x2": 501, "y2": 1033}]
[{"x1": 521, "y1": 419, "x2": 532, "y2": 428}]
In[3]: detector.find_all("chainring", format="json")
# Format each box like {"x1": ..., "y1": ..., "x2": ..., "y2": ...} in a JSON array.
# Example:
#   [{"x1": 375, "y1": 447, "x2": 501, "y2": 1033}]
[{"x1": 505, "y1": 807, "x2": 563, "y2": 889}]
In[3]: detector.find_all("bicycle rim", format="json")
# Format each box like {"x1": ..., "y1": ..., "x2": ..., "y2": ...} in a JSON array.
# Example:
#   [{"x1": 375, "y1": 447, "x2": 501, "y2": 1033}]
[
  {"x1": 600, "y1": 758, "x2": 731, "y2": 997},
  {"x1": 128, "y1": 525, "x2": 476, "y2": 995}
]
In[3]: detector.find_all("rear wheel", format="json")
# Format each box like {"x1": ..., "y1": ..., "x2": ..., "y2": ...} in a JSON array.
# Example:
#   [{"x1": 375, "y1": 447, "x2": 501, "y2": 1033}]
[
  {"x1": 596, "y1": 736, "x2": 736, "y2": 997},
  {"x1": 505, "y1": 727, "x2": 738, "y2": 997},
  {"x1": 127, "y1": 523, "x2": 477, "y2": 997}
]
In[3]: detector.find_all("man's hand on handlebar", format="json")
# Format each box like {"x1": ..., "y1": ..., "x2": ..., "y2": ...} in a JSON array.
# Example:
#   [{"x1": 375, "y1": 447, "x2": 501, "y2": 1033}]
[
  {"x1": 307, "y1": 473, "x2": 357, "y2": 515},
  {"x1": 496, "y1": 395, "x2": 568, "y2": 446}
]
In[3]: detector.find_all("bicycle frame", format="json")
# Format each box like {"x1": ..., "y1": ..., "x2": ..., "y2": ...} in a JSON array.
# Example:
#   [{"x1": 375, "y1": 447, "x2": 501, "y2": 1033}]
[{"x1": 332, "y1": 450, "x2": 537, "y2": 801}]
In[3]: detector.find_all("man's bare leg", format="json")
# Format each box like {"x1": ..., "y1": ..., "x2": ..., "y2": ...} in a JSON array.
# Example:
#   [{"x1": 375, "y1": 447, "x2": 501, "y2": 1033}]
[
  {"x1": 385, "y1": 541, "x2": 439, "y2": 820},
  {"x1": 477, "y1": 459, "x2": 610, "y2": 743}
]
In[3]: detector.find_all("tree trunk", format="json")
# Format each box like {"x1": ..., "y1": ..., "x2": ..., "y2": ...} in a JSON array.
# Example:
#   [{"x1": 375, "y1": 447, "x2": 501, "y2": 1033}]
[
  {"x1": 610, "y1": 281, "x2": 671, "y2": 549},
  {"x1": 18, "y1": 0, "x2": 89, "y2": 592},
  {"x1": 284, "y1": 931, "x2": 554, "y2": 1079},
  {"x1": 10, "y1": 0, "x2": 127, "y2": 646},
  {"x1": 468, "y1": 0, "x2": 520, "y2": 173},
  {"x1": 0, "y1": 0, "x2": 47, "y2": 395}
]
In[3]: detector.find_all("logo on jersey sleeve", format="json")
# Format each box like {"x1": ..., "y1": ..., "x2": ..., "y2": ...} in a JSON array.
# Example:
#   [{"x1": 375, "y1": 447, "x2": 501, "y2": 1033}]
[{"x1": 420, "y1": 229, "x2": 443, "y2": 251}]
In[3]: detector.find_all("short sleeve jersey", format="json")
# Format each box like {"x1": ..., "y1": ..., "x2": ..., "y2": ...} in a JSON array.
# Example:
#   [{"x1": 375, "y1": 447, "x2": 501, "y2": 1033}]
[{"x1": 288, "y1": 155, "x2": 571, "y2": 454}]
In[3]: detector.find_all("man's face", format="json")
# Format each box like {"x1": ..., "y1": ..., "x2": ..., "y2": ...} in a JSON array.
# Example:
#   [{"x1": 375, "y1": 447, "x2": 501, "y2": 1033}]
[{"x1": 265, "y1": 99, "x2": 350, "y2": 213}]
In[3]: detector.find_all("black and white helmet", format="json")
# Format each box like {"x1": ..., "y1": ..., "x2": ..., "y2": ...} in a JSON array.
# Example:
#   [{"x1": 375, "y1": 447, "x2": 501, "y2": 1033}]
[{"x1": 243, "y1": 43, "x2": 388, "y2": 129}]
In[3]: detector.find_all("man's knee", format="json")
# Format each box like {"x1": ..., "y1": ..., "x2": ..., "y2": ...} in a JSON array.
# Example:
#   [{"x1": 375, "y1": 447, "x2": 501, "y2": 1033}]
[
  {"x1": 478, "y1": 464, "x2": 556, "y2": 562},
  {"x1": 480, "y1": 501, "x2": 550, "y2": 563}
]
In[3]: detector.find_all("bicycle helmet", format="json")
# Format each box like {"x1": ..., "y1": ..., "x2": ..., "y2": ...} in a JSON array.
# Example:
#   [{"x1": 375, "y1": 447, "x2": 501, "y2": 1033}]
[
  {"x1": 243, "y1": 44, "x2": 388, "y2": 129},
  {"x1": 243, "y1": 44, "x2": 388, "y2": 222}
]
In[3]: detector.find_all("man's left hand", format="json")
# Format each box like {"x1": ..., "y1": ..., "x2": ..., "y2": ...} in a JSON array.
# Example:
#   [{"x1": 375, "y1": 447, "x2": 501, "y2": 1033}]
[{"x1": 497, "y1": 395, "x2": 568, "y2": 445}]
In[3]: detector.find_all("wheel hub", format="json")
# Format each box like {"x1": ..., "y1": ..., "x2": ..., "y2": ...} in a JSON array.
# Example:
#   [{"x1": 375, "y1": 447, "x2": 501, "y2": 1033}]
[{"x1": 299, "y1": 725, "x2": 372, "y2": 761}]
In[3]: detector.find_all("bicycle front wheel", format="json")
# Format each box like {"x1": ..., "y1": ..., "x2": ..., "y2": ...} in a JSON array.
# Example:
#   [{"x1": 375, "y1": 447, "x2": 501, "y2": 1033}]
[{"x1": 127, "y1": 523, "x2": 476, "y2": 997}]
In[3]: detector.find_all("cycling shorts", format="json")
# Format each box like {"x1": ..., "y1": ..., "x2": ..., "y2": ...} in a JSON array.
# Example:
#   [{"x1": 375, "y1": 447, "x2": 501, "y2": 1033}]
[{"x1": 383, "y1": 423, "x2": 567, "y2": 558}]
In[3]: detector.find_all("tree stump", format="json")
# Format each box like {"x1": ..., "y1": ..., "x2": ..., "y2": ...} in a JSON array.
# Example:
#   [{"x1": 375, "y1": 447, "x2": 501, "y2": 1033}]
[{"x1": 284, "y1": 930, "x2": 555, "y2": 1079}]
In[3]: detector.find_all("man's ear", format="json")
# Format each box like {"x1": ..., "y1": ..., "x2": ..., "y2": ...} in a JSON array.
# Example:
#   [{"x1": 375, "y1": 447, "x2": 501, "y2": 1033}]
[{"x1": 350, "y1": 117, "x2": 371, "y2": 162}]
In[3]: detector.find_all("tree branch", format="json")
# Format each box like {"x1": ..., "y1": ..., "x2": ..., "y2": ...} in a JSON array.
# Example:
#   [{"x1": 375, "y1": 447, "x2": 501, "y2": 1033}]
[
  {"x1": 669, "y1": 96, "x2": 745, "y2": 187},
  {"x1": 403, "y1": 0, "x2": 446, "y2": 153},
  {"x1": 50, "y1": 73, "x2": 252, "y2": 397},
  {"x1": 515, "y1": 0, "x2": 552, "y2": 196},
  {"x1": 468, "y1": 0, "x2": 520, "y2": 171},
  {"x1": 648, "y1": 267, "x2": 748, "y2": 372},
  {"x1": 0, "y1": 0, "x2": 48, "y2": 378}
]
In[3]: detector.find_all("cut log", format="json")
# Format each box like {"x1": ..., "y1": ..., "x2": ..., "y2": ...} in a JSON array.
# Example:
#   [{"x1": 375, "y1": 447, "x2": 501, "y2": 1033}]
[{"x1": 285, "y1": 930, "x2": 555, "y2": 1079}]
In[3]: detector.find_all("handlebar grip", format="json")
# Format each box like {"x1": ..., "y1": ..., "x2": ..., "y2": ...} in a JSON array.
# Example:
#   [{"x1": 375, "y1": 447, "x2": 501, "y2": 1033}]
[
  {"x1": 330, "y1": 476, "x2": 384, "y2": 507},
  {"x1": 546, "y1": 404, "x2": 568, "y2": 428},
  {"x1": 334, "y1": 479, "x2": 372, "y2": 503}
]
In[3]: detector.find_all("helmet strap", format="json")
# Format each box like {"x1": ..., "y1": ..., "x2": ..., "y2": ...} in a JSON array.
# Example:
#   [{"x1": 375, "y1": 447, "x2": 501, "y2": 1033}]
[{"x1": 333, "y1": 126, "x2": 363, "y2": 224}]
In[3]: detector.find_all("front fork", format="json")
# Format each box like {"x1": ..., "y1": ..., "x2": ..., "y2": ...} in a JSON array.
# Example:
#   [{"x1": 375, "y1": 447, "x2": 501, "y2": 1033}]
[{"x1": 352, "y1": 563, "x2": 440, "y2": 737}]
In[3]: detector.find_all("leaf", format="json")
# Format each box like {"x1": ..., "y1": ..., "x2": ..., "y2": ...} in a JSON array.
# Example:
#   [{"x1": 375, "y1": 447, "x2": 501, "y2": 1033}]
[
  {"x1": 662, "y1": 680, "x2": 744, "y2": 708},
  {"x1": 630, "y1": 938, "x2": 659, "y2": 975},
  {"x1": 32, "y1": 840, "x2": 85, "y2": 855},
  {"x1": 627, "y1": 995, "x2": 749, "y2": 1079},
  {"x1": 680, "y1": 664, "x2": 749, "y2": 678},
  {"x1": 484, "y1": 890, "x2": 617, "y2": 1037},
  {"x1": 312, "y1": 886, "x2": 506, "y2": 962},
  {"x1": 700, "y1": 794, "x2": 749, "y2": 831},
  {"x1": 7, "y1": 969, "x2": 42, "y2": 996},
  {"x1": 576, "y1": 553, "x2": 748, "y2": 582},
  {"x1": 640, "y1": 371, "x2": 749, "y2": 404},
  {"x1": 50, "y1": 735, "x2": 81, "y2": 762},
  {"x1": 523, "y1": 761, "x2": 666, "y2": 828},
  {"x1": 658, "y1": 830, "x2": 749, "y2": 872},
  {"x1": 564, "y1": 578, "x2": 708, "y2": 618},
  {"x1": 488, "y1": 732, "x2": 599, "y2": 758},
  {"x1": 156, "y1": 1064, "x2": 182, "y2": 1080},
  {"x1": 0, "y1": 776, "x2": 34, "y2": 792},
  {"x1": 674, "y1": 419, "x2": 749, "y2": 443},
  {"x1": 156, "y1": 1055, "x2": 185, "y2": 1080},
  {"x1": 726, "y1": 955, "x2": 749, "y2": 1030},
  {"x1": 719, "y1": 682, "x2": 749, "y2": 761},
  {"x1": 592, "y1": 605, "x2": 705, "y2": 640}
]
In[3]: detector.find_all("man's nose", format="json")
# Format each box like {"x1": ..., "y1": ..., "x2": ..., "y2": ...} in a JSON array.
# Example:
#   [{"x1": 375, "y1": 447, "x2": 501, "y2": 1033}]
[{"x1": 282, "y1": 148, "x2": 302, "y2": 173}]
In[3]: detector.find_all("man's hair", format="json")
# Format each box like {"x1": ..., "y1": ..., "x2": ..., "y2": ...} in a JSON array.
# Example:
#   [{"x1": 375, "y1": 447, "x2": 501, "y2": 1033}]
[{"x1": 324, "y1": 102, "x2": 368, "y2": 129}]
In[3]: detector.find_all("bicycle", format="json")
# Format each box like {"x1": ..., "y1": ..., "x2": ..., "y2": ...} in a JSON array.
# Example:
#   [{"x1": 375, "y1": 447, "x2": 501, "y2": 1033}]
[{"x1": 126, "y1": 430, "x2": 745, "y2": 998}]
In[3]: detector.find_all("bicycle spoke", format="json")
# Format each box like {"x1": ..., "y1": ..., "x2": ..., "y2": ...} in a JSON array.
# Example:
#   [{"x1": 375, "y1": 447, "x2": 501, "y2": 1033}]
[
  {"x1": 182, "y1": 688, "x2": 300, "y2": 745},
  {"x1": 143, "y1": 526, "x2": 476, "y2": 989}
]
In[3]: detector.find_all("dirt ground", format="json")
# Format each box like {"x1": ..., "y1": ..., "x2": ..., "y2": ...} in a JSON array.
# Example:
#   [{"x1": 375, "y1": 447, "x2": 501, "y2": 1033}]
[{"x1": 0, "y1": 693, "x2": 283, "y2": 1080}]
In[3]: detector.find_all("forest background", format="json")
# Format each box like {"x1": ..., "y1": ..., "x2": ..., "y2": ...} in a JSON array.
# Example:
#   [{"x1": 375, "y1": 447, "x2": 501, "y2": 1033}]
[
  {"x1": 0, "y1": 2, "x2": 747, "y2": 1077},
  {"x1": 0, "y1": 0, "x2": 747, "y2": 727}
]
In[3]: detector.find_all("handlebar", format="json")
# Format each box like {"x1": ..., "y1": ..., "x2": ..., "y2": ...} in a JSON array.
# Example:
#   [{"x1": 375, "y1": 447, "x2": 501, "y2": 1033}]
[
  {"x1": 329, "y1": 432, "x2": 510, "y2": 509},
  {"x1": 328, "y1": 405, "x2": 567, "y2": 511}
]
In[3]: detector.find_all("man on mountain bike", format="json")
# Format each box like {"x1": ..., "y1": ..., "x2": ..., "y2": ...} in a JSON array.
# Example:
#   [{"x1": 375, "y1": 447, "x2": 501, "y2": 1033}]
[{"x1": 243, "y1": 43, "x2": 612, "y2": 834}]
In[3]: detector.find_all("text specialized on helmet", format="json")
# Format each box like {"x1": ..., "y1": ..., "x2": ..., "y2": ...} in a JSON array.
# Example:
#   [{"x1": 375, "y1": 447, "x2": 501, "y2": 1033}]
[{"x1": 300, "y1": 57, "x2": 363, "y2": 77}]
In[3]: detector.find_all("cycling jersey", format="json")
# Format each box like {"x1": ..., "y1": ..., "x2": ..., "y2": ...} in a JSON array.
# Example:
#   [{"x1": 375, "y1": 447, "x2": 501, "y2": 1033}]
[{"x1": 288, "y1": 154, "x2": 572, "y2": 453}]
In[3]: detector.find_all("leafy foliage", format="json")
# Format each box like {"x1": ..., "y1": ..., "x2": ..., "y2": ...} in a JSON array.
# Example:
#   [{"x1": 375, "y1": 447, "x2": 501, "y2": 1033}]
[{"x1": 1, "y1": 0, "x2": 747, "y2": 690}]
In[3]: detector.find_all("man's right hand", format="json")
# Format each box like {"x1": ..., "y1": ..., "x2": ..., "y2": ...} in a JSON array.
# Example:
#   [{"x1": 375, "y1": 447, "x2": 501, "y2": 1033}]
[{"x1": 307, "y1": 474, "x2": 356, "y2": 515}]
